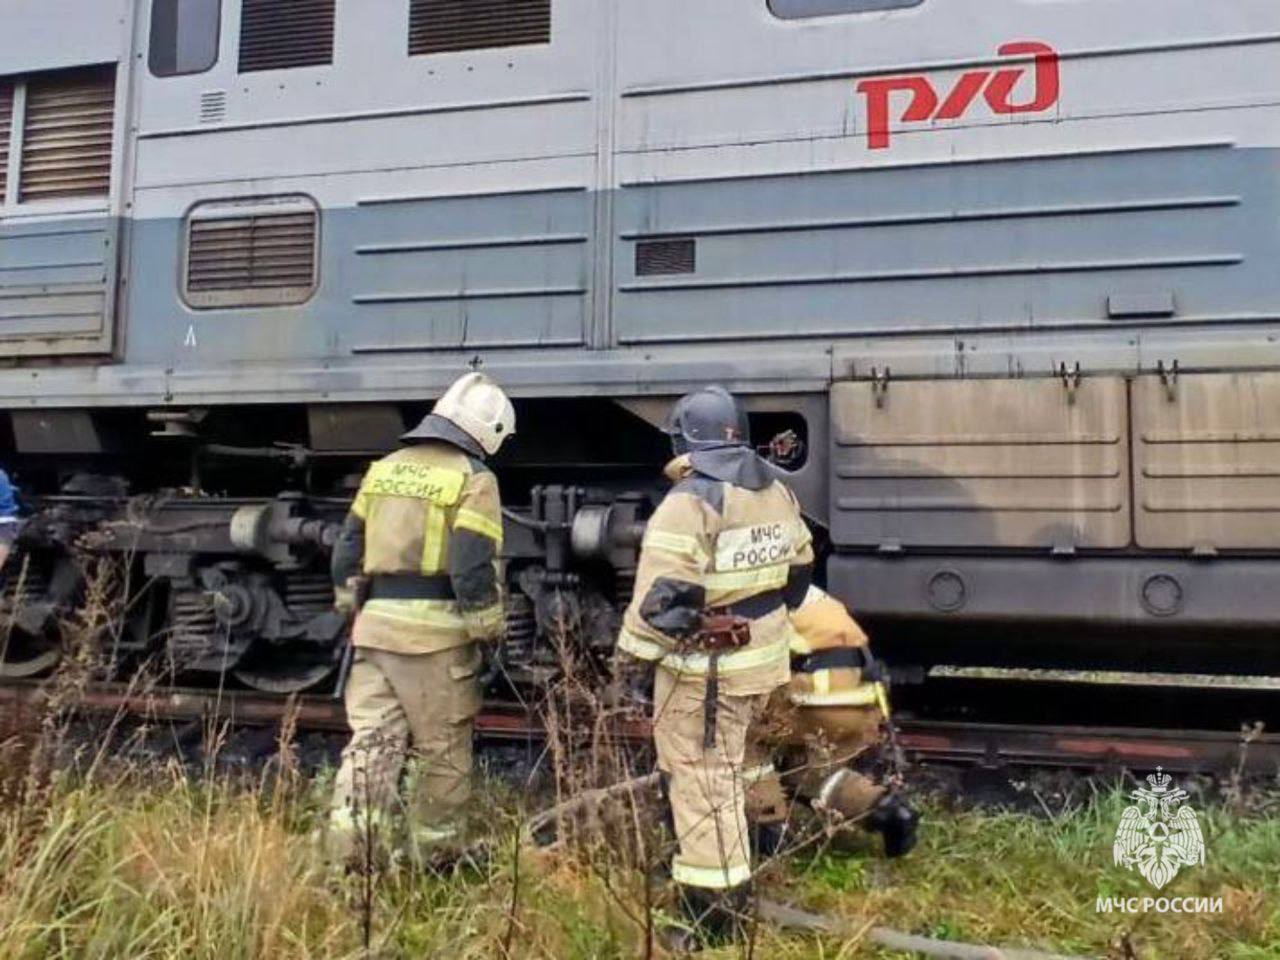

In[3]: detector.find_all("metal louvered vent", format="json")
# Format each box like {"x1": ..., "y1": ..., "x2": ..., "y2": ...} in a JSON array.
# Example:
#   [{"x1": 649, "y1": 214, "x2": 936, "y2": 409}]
[
  {"x1": 19, "y1": 67, "x2": 115, "y2": 202},
  {"x1": 185, "y1": 199, "x2": 319, "y2": 308},
  {"x1": 409, "y1": 0, "x2": 552, "y2": 55},
  {"x1": 0, "y1": 83, "x2": 12, "y2": 201},
  {"x1": 636, "y1": 239, "x2": 696, "y2": 277},
  {"x1": 239, "y1": 0, "x2": 336, "y2": 73},
  {"x1": 199, "y1": 90, "x2": 227, "y2": 124}
]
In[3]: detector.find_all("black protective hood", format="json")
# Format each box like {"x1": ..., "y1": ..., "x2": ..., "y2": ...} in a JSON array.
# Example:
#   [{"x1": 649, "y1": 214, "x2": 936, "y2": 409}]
[
  {"x1": 400, "y1": 413, "x2": 487, "y2": 460},
  {"x1": 688, "y1": 445, "x2": 775, "y2": 491}
]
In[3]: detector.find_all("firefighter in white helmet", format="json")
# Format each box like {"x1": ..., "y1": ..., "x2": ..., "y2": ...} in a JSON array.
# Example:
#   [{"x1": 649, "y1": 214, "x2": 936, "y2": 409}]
[
  {"x1": 326, "y1": 372, "x2": 513, "y2": 864},
  {"x1": 746, "y1": 586, "x2": 919, "y2": 858},
  {"x1": 616, "y1": 385, "x2": 814, "y2": 950}
]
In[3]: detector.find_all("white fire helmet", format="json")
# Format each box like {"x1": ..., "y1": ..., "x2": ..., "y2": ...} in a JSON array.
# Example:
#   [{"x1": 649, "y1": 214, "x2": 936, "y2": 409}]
[{"x1": 431, "y1": 372, "x2": 516, "y2": 456}]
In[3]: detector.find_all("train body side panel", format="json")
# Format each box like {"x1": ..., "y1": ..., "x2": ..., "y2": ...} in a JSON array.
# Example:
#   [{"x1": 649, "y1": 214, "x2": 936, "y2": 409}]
[
  {"x1": 1, "y1": 0, "x2": 1280, "y2": 662},
  {"x1": 0, "y1": 0, "x2": 1276, "y2": 398}
]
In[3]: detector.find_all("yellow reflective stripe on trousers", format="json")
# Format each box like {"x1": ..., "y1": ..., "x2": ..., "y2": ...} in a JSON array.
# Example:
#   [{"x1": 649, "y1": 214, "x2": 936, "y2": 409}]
[
  {"x1": 420, "y1": 503, "x2": 448, "y2": 574},
  {"x1": 740, "y1": 763, "x2": 776, "y2": 784},
  {"x1": 672, "y1": 858, "x2": 753, "y2": 890},
  {"x1": 411, "y1": 824, "x2": 459, "y2": 844},
  {"x1": 661, "y1": 637, "x2": 789, "y2": 677},
  {"x1": 361, "y1": 598, "x2": 464, "y2": 628},
  {"x1": 644, "y1": 529, "x2": 707, "y2": 565},
  {"x1": 790, "y1": 685, "x2": 882, "y2": 707},
  {"x1": 704, "y1": 563, "x2": 788, "y2": 600},
  {"x1": 329, "y1": 806, "x2": 392, "y2": 834},
  {"x1": 454, "y1": 507, "x2": 504, "y2": 545}
]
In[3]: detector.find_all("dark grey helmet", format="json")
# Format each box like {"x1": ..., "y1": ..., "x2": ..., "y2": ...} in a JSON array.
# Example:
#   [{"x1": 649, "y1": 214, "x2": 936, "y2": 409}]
[{"x1": 665, "y1": 385, "x2": 750, "y2": 455}]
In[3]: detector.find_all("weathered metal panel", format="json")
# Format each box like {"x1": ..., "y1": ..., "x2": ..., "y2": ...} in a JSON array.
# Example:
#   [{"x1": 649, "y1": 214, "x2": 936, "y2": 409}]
[
  {"x1": 0, "y1": 217, "x2": 115, "y2": 355},
  {"x1": 614, "y1": 144, "x2": 1264, "y2": 345},
  {"x1": 829, "y1": 378, "x2": 1130, "y2": 549},
  {"x1": 0, "y1": 0, "x2": 130, "y2": 77},
  {"x1": 347, "y1": 187, "x2": 592, "y2": 352},
  {"x1": 830, "y1": 554, "x2": 1280, "y2": 631},
  {"x1": 0, "y1": 0, "x2": 1278, "y2": 409},
  {"x1": 1134, "y1": 372, "x2": 1280, "y2": 550}
]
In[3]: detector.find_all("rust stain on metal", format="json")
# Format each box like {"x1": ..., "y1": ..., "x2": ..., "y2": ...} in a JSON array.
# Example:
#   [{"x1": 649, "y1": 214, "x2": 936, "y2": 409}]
[{"x1": 1056, "y1": 737, "x2": 1195, "y2": 759}]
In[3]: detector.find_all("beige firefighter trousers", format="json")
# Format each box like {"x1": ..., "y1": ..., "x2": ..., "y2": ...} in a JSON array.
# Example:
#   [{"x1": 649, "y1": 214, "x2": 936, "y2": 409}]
[
  {"x1": 328, "y1": 643, "x2": 482, "y2": 855},
  {"x1": 653, "y1": 666, "x2": 768, "y2": 891},
  {"x1": 746, "y1": 696, "x2": 886, "y2": 823}
]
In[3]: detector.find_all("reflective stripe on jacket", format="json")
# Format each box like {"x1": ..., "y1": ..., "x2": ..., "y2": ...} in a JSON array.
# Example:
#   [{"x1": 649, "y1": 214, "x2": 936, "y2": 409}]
[{"x1": 345, "y1": 442, "x2": 504, "y2": 654}]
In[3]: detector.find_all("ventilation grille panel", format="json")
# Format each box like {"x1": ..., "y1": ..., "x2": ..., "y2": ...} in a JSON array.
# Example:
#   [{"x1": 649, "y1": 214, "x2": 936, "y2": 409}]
[
  {"x1": 200, "y1": 90, "x2": 227, "y2": 124},
  {"x1": 409, "y1": 0, "x2": 552, "y2": 56},
  {"x1": 186, "y1": 206, "x2": 318, "y2": 308},
  {"x1": 635, "y1": 238, "x2": 696, "y2": 277},
  {"x1": 0, "y1": 83, "x2": 12, "y2": 201},
  {"x1": 19, "y1": 67, "x2": 115, "y2": 201},
  {"x1": 239, "y1": 0, "x2": 336, "y2": 72}
]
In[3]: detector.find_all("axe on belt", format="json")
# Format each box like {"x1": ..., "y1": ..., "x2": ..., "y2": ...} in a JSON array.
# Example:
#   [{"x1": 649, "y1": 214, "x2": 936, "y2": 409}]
[{"x1": 690, "y1": 611, "x2": 752, "y2": 749}]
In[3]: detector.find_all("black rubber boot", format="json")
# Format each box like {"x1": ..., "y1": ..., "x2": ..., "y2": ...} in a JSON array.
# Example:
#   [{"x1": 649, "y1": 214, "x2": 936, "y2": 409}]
[
  {"x1": 865, "y1": 794, "x2": 920, "y2": 858},
  {"x1": 750, "y1": 819, "x2": 789, "y2": 860},
  {"x1": 660, "y1": 884, "x2": 751, "y2": 952}
]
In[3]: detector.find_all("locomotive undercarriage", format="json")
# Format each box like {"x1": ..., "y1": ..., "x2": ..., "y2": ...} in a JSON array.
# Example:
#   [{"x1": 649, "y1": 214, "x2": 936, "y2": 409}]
[
  {"x1": 4, "y1": 393, "x2": 1280, "y2": 740},
  {"x1": 0, "y1": 399, "x2": 671, "y2": 694}
]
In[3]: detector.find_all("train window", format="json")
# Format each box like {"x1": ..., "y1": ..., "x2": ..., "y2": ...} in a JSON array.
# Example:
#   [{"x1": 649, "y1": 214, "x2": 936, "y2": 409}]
[
  {"x1": 769, "y1": 0, "x2": 923, "y2": 18},
  {"x1": 149, "y1": 0, "x2": 222, "y2": 77},
  {"x1": 183, "y1": 196, "x2": 320, "y2": 309},
  {"x1": 19, "y1": 67, "x2": 116, "y2": 202},
  {"x1": 239, "y1": 0, "x2": 336, "y2": 72},
  {"x1": 0, "y1": 84, "x2": 11, "y2": 205},
  {"x1": 409, "y1": 0, "x2": 552, "y2": 56}
]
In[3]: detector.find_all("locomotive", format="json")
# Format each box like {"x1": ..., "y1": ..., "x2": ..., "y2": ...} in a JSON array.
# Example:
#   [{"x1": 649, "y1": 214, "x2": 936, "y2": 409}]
[{"x1": 1, "y1": 0, "x2": 1278, "y2": 708}]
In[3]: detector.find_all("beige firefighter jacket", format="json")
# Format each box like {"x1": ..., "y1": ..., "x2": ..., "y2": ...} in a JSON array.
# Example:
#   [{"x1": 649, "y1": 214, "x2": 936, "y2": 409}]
[
  {"x1": 788, "y1": 586, "x2": 884, "y2": 710},
  {"x1": 618, "y1": 454, "x2": 815, "y2": 696},
  {"x1": 334, "y1": 441, "x2": 505, "y2": 654}
]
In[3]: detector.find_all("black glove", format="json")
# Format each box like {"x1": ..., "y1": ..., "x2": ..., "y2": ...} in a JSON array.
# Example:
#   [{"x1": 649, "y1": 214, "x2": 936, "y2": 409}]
[{"x1": 866, "y1": 794, "x2": 920, "y2": 858}]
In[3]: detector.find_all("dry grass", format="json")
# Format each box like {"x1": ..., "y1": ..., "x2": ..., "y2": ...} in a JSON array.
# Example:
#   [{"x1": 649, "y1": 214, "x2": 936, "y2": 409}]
[
  {"x1": 0, "y1": 719, "x2": 1277, "y2": 959},
  {"x1": 0, "y1": 569, "x2": 1275, "y2": 959},
  {"x1": 0, "y1": 762, "x2": 1276, "y2": 959}
]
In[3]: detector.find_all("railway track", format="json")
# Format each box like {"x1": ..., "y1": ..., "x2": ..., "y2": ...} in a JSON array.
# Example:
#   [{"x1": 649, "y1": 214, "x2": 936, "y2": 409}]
[{"x1": 1, "y1": 680, "x2": 1276, "y2": 776}]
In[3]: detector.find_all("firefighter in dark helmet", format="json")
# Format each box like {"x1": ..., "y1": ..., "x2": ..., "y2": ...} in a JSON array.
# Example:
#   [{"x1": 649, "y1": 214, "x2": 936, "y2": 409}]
[
  {"x1": 616, "y1": 385, "x2": 814, "y2": 950},
  {"x1": 327, "y1": 372, "x2": 513, "y2": 864}
]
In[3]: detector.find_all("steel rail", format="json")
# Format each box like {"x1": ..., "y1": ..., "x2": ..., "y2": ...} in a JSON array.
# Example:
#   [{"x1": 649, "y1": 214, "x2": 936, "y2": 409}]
[{"x1": 0, "y1": 681, "x2": 1276, "y2": 774}]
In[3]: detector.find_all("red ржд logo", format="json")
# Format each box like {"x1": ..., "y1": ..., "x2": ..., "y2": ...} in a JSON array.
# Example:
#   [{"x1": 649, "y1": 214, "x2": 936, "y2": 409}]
[{"x1": 856, "y1": 41, "x2": 1060, "y2": 150}]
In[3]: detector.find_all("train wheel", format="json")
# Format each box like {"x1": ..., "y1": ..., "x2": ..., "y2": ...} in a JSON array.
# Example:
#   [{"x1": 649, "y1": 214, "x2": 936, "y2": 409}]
[
  {"x1": 232, "y1": 642, "x2": 338, "y2": 694},
  {"x1": 0, "y1": 630, "x2": 62, "y2": 678}
]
